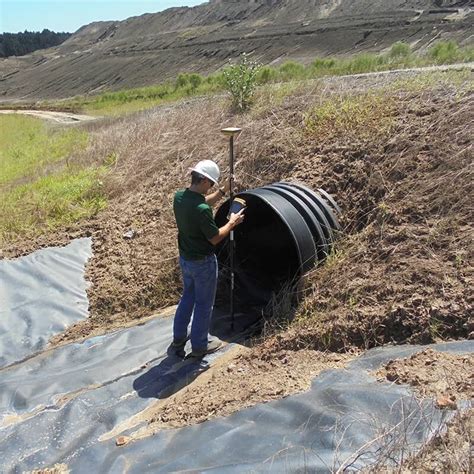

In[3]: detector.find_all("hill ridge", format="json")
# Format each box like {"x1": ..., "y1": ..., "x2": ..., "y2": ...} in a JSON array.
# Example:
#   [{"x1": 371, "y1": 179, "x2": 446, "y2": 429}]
[{"x1": 0, "y1": 0, "x2": 472, "y2": 100}]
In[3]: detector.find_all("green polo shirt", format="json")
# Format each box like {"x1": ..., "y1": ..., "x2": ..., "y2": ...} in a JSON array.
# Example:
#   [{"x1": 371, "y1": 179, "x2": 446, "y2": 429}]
[{"x1": 173, "y1": 189, "x2": 219, "y2": 260}]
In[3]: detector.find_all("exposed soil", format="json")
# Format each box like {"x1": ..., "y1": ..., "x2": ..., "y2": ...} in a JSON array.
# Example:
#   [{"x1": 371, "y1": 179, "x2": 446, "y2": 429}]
[
  {"x1": 148, "y1": 348, "x2": 351, "y2": 429},
  {"x1": 375, "y1": 349, "x2": 473, "y2": 407},
  {"x1": 0, "y1": 110, "x2": 97, "y2": 124},
  {"x1": 0, "y1": 0, "x2": 472, "y2": 100},
  {"x1": 371, "y1": 349, "x2": 473, "y2": 472},
  {"x1": 25, "y1": 465, "x2": 70, "y2": 474},
  {"x1": 105, "y1": 345, "x2": 354, "y2": 443}
]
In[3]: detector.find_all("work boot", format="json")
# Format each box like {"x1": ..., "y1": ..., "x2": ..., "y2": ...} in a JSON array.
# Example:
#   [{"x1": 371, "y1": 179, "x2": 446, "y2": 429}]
[
  {"x1": 167, "y1": 336, "x2": 189, "y2": 356},
  {"x1": 190, "y1": 339, "x2": 222, "y2": 358},
  {"x1": 171, "y1": 336, "x2": 189, "y2": 348}
]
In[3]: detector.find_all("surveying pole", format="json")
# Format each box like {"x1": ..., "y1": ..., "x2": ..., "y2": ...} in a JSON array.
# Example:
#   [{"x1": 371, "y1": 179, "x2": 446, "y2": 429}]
[{"x1": 221, "y1": 127, "x2": 242, "y2": 331}]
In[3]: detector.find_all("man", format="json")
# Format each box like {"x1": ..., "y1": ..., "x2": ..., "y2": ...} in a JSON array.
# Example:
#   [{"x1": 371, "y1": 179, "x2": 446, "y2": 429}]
[{"x1": 172, "y1": 159, "x2": 245, "y2": 357}]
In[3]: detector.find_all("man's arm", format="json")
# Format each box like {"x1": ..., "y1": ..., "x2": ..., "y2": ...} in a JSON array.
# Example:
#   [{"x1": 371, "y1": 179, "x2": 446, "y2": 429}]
[
  {"x1": 208, "y1": 209, "x2": 245, "y2": 246},
  {"x1": 205, "y1": 187, "x2": 226, "y2": 207}
]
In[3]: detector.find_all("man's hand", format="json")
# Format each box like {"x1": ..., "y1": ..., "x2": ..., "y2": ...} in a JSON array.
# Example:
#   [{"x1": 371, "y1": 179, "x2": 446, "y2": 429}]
[
  {"x1": 221, "y1": 180, "x2": 231, "y2": 195},
  {"x1": 229, "y1": 208, "x2": 245, "y2": 228},
  {"x1": 208, "y1": 208, "x2": 245, "y2": 246},
  {"x1": 222, "y1": 179, "x2": 241, "y2": 195}
]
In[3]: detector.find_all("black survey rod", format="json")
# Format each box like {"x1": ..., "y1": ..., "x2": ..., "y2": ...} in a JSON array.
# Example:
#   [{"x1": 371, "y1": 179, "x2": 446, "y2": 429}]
[
  {"x1": 229, "y1": 134, "x2": 235, "y2": 331},
  {"x1": 221, "y1": 127, "x2": 242, "y2": 332}
]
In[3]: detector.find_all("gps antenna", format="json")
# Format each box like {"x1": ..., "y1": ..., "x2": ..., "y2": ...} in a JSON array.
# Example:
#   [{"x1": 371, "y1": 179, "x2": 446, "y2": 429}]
[{"x1": 221, "y1": 127, "x2": 242, "y2": 332}]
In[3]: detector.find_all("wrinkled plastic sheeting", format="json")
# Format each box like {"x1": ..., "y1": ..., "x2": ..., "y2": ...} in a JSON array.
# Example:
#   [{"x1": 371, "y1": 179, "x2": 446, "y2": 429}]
[
  {"x1": 0, "y1": 238, "x2": 92, "y2": 368},
  {"x1": 0, "y1": 329, "x2": 472, "y2": 473}
]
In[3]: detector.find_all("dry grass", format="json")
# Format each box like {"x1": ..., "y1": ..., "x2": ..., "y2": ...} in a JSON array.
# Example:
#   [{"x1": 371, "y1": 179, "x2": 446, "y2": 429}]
[
  {"x1": 273, "y1": 86, "x2": 474, "y2": 351},
  {"x1": 396, "y1": 408, "x2": 473, "y2": 473}
]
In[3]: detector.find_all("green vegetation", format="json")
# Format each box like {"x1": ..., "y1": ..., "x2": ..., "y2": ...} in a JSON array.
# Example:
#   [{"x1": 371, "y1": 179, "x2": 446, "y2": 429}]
[
  {"x1": 0, "y1": 114, "x2": 88, "y2": 185},
  {"x1": 389, "y1": 41, "x2": 412, "y2": 59},
  {"x1": 222, "y1": 53, "x2": 261, "y2": 112},
  {"x1": 278, "y1": 61, "x2": 306, "y2": 81},
  {"x1": 56, "y1": 73, "x2": 227, "y2": 116},
  {"x1": 0, "y1": 29, "x2": 71, "y2": 58},
  {"x1": 31, "y1": 40, "x2": 474, "y2": 117},
  {"x1": 429, "y1": 40, "x2": 474, "y2": 64},
  {"x1": 0, "y1": 115, "x2": 106, "y2": 244},
  {"x1": 305, "y1": 93, "x2": 396, "y2": 141},
  {"x1": 1, "y1": 169, "x2": 106, "y2": 241}
]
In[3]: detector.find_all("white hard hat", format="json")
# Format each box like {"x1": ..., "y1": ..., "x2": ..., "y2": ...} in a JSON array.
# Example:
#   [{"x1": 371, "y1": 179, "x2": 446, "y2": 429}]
[{"x1": 189, "y1": 160, "x2": 220, "y2": 184}]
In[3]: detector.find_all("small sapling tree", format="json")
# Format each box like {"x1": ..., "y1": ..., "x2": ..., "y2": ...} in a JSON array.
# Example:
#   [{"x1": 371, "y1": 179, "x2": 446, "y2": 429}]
[{"x1": 223, "y1": 53, "x2": 261, "y2": 112}]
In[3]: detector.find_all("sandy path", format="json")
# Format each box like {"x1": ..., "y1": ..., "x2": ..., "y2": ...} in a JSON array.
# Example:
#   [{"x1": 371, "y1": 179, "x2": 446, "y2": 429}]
[
  {"x1": 339, "y1": 62, "x2": 474, "y2": 79},
  {"x1": 0, "y1": 109, "x2": 97, "y2": 124}
]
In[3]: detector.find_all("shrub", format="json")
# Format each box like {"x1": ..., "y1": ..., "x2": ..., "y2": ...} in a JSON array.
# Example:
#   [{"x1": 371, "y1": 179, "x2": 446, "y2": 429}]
[
  {"x1": 188, "y1": 73, "x2": 203, "y2": 91},
  {"x1": 175, "y1": 73, "x2": 190, "y2": 89},
  {"x1": 346, "y1": 53, "x2": 386, "y2": 74},
  {"x1": 257, "y1": 65, "x2": 278, "y2": 84},
  {"x1": 312, "y1": 58, "x2": 336, "y2": 69},
  {"x1": 176, "y1": 73, "x2": 203, "y2": 92},
  {"x1": 390, "y1": 41, "x2": 412, "y2": 58},
  {"x1": 429, "y1": 40, "x2": 461, "y2": 64},
  {"x1": 463, "y1": 45, "x2": 474, "y2": 62},
  {"x1": 222, "y1": 53, "x2": 261, "y2": 112},
  {"x1": 278, "y1": 61, "x2": 306, "y2": 81}
]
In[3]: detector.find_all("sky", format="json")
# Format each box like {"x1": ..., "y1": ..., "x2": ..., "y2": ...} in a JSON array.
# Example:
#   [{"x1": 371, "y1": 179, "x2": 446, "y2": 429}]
[{"x1": 0, "y1": 0, "x2": 206, "y2": 33}]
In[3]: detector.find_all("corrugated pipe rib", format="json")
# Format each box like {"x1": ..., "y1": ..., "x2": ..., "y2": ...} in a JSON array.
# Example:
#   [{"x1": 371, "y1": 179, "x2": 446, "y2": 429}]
[{"x1": 215, "y1": 182, "x2": 341, "y2": 305}]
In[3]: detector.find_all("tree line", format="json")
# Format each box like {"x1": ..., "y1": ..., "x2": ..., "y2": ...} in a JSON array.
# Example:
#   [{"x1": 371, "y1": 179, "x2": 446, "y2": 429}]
[{"x1": 0, "y1": 29, "x2": 71, "y2": 58}]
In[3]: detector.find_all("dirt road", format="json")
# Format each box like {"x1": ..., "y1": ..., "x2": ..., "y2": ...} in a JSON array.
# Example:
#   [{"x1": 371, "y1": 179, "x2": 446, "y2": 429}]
[
  {"x1": 340, "y1": 62, "x2": 474, "y2": 79},
  {"x1": 0, "y1": 109, "x2": 97, "y2": 124}
]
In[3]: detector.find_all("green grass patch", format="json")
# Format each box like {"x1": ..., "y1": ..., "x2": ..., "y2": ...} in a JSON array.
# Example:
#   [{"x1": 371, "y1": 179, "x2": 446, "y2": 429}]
[
  {"x1": 0, "y1": 168, "x2": 107, "y2": 244},
  {"x1": 429, "y1": 40, "x2": 473, "y2": 64},
  {"x1": 57, "y1": 74, "x2": 225, "y2": 116},
  {"x1": 0, "y1": 114, "x2": 106, "y2": 245},
  {"x1": 305, "y1": 93, "x2": 396, "y2": 141},
  {"x1": 0, "y1": 114, "x2": 88, "y2": 185}
]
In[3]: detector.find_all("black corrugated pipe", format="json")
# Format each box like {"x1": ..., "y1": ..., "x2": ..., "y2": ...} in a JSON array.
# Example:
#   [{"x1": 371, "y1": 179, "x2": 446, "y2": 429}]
[{"x1": 215, "y1": 182, "x2": 341, "y2": 307}]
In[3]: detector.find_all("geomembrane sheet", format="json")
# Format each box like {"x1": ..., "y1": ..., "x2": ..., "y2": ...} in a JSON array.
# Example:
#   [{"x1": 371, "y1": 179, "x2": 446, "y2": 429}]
[
  {"x1": 1, "y1": 327, "x2": 471, "y2": 473},
  {"x1": 0, "y1": 238, "x2": 92, "y2": 368},
  {"x1": 1, "y1": 240, "x2": 472, "y2": 472}
]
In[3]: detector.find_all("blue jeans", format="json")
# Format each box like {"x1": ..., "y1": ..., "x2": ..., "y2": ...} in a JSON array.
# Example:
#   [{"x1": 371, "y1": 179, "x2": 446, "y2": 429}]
[{"x1": 173, "y1": 254, "x2": 218, "y2": 351}]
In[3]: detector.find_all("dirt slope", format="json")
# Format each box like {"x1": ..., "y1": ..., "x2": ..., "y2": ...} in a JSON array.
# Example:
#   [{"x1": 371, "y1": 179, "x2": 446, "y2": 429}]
[{"x1": 0, "y1": 0, "x2": 472, "y2": 101}]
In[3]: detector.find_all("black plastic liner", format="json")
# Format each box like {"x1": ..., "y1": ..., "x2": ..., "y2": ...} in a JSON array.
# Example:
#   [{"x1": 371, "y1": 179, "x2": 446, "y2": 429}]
[
  {"x1": 1, "y1": 244, "x2": 471, "y2": 472},
  {"x1": 1, "y1": 332, "x2": 471, "y2": 473}
]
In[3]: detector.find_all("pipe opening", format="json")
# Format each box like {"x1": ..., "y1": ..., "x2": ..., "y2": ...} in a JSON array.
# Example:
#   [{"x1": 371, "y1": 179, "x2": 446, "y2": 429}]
[{"x1": 215, "y1": 182, "x2": 341, "y2": 310}]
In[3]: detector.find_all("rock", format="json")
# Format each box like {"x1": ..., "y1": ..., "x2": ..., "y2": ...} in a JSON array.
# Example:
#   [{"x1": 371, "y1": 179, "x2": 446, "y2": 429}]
[
  {"x1": 116, "y1": 435, "x2": 131, "y2": 446},
  {"x1": 436, "y1": 395, "x2": 457, "y2": 410},
  {"x1": 123, "y1": 230, "x2": 137, "y2": 239}
]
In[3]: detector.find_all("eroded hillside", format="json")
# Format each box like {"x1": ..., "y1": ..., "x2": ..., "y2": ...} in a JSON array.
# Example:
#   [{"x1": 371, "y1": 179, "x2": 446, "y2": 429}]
[{"x1": 0, "y1": 0, "x2": 472, "y2": 100}]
